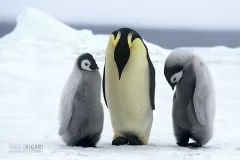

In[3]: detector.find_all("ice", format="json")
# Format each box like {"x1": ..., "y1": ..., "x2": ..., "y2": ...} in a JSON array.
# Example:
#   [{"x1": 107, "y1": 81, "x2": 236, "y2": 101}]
[{"x1": 0, "y1": 7, "x2": 240, "y2": 160}]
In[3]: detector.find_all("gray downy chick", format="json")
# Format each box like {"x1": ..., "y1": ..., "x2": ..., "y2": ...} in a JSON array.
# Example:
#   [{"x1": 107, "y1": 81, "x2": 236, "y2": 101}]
[
  {"x1": 58, "y1": 53, "x2": 104, "y2": 147},
  {"x1": 164, "y1": 50, "x2": 216, "y2": 148}
]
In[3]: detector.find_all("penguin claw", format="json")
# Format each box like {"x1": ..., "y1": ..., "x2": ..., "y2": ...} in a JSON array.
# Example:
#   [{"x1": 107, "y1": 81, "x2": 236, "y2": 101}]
[{"x1": 112, "y1": 137, "x2": 129, "y2": 146}]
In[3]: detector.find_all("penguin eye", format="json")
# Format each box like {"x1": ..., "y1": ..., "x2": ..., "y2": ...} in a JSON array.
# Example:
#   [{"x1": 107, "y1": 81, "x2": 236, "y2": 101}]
[
  {"x1": 81, "y1": 59, "x2": 92, "y2": 71},
  {"x1": 173, "y1": 78, "x2": 176, "y2": 82}
]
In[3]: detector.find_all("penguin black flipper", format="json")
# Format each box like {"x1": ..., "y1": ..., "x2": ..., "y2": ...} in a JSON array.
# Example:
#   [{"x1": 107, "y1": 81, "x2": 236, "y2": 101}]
[
  {"x1": 102, "y1": 64, "x2": 108, "y2": 107},
  {"x1": 147, "y1": 52, "x2": 156, "y2": 110}
]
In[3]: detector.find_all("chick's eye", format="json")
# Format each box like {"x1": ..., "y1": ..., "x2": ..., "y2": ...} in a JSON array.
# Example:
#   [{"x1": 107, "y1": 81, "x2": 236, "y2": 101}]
[
  {"x1": 85, "y1": 63, "x2": 88, "y2": 66},
  {"x1": 173, "y1": 77, "x2": 176, "y2": 82}
]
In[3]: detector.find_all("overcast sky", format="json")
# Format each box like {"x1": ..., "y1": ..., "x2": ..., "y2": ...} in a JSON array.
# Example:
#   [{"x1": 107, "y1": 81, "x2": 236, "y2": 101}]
[{"x1": 0, "y1": 0, "x2": 240, "y2": 29}]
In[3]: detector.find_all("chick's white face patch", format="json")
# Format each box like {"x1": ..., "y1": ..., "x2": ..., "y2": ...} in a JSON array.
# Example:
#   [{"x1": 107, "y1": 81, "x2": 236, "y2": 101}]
[
  {"x1": 171, "y1": 70, "x2": 183, "y2": 83},
  {"x1": 81, "y1": 59, "x2": 92, "y2": 71}
]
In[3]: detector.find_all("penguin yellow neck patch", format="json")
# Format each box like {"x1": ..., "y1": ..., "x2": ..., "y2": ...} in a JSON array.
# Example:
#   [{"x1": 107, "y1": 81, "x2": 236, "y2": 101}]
[
  {"x1": 127, "y1": 33, "x2": 133, "y2": 48},
  {"x1": 112, "y1": 32, "x2": 120, "y2": 47},
  {"x1": 127, "y1": 33, "x2": 143, "y2": 50}
]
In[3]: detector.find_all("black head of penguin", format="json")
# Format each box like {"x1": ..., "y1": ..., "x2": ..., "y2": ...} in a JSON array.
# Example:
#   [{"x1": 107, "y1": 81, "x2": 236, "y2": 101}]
[
  {"x1": 111, "y1": 27, "x2": 143, "y2": 80},
  {"x1": 77, "y1": 53, "x2": 99, "y2": 71},
  {"x1": 164, "y1": 64, "x2": 183, "y2": 90}
]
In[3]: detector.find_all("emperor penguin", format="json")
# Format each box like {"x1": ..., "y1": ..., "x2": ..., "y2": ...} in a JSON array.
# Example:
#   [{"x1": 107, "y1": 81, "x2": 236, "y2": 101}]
[
  {"x1": 58, "y1": 53, "x2": 104, "y2": 147},
  {"x1": 103, "y1": 27, "x2": 156, "y2": 146},
  {"x1": 164, "y1": 50, "x2": 216, "y2": 148}
]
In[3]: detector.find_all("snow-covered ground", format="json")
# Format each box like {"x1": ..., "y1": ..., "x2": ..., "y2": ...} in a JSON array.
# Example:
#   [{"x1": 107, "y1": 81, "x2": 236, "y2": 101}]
[{"x1": 0, "y1": 8, "x2": 240, "y2": 160}]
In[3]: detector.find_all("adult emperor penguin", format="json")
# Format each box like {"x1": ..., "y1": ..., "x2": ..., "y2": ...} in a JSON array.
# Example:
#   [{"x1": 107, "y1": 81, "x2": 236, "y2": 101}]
[
  {"x1": 103, "y1": 27, "x2": 156, "y2": 146},
  {"x1": 58, "y1": 53, "x2": 104, "y2": 147},
  {"x1": 164, "y1": 50, "x2": 216, "y2": 148}
]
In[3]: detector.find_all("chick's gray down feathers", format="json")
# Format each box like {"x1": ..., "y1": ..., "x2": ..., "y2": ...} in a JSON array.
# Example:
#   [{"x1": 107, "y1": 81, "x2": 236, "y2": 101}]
[{"x1": 58, "y1": 55, "x2": 103, "y2": 147}]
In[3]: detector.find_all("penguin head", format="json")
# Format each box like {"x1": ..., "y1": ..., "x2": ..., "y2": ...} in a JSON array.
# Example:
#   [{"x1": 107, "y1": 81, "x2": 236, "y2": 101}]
[
  {"x1": 164, "y1": 50, "x2": 195, "y2": 90},
  {"x1": 164, "y1": 64, "x2": 183, "y2": 90},
  {"x1": 164, "y1": 51, "x2": 188, "y2": 90},
  {"x1": 77, "y1": 53, "x2": 99, "y2": 71},
  {"x1": 107, "y1": 27, "x2": 147, "y2": 79}
]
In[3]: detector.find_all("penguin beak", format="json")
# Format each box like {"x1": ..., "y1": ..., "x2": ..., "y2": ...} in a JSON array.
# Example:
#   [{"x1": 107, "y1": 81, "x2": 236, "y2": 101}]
[
  {"x1": 170, "y1": 83, "x2": 176, "y2": 90},
  {"x1": 90, "y1": 61, "x2": 99, "y2": 70}
]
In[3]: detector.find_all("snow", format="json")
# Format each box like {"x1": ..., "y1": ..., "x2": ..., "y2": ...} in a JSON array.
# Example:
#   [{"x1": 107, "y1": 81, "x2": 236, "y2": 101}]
[
  {"x1": 1, "y1": 0, "x2": 240, "y2": 30},
  {"x1": 0, "y1": 7, "x2": 240, "y2": 160}
]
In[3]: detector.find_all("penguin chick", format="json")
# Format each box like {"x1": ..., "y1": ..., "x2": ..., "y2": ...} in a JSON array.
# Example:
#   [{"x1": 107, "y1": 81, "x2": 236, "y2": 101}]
[
  {"x1": 58, "y1": 53, "x2": 104, "y2": 147},
  {"x1": 164, "y1": 50, "x2": 216, "y2": 148}
]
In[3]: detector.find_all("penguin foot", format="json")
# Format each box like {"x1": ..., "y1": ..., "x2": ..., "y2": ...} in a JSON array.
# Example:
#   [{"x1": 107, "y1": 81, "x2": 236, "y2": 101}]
[
  {"x1": 176, "y1": 142, "x2": 189, "y2": 147},
  {"x1": 69, "y1": 134, "x2": 100, "y2": 148},
  {"x1": 175, "y1": 132, "x2": 190, "y2": 147},
  {"x1": 67, "y1": 141, "x2": 97, "y2": 147},
  {"x1": 128, "y1": 135, "x2": 143, "y2": 145},
  {"x1": 81, "y1": 144, "x2": 97, "y2": 148},
  {"x1": 112, "y1": 137, "x2": 128, "y2": 146},
  {"x1": 188, "y1": 142, "x2": 202, "y2": 148}
]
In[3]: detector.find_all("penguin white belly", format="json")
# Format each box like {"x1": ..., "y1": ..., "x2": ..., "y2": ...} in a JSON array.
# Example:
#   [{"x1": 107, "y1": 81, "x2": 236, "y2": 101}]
[{"x1": 105, "y1": 58, "x2": 153, "y2": 141}]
